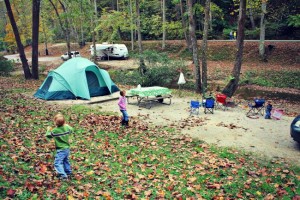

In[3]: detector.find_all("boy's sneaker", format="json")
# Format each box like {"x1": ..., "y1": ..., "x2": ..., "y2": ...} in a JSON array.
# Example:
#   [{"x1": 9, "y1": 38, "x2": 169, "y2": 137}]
[
  {"x1": 58, "y1": 176, "x2": 69, "y2": 181},
  {"x1": 67, "y1": 173, "x2": 73, "y2": 179}
]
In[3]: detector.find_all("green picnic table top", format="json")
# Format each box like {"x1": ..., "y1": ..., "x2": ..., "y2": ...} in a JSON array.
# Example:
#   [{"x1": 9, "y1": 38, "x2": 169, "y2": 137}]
[{"x1": 128, "y1": 86, "x2": 172, "y2": 97}]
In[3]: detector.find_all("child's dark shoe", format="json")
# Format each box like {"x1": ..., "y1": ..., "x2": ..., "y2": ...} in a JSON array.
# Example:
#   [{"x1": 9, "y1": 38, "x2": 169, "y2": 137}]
[
  {"x1": 59, "y1": 176, "x2": 69, "y2": 181},
  {"x1": 67, "y1": 173, "x2": 73, "y2": 179}
]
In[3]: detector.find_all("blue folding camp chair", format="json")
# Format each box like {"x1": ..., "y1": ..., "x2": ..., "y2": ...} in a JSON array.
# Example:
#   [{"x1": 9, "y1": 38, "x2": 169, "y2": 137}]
[
  {"x1": 190, "y1": 100, "x2": 200, "y2": 115},
  {"x1": 204, "y1": 98, "x2": 215, "y2": 114},
  {"x1": 247, "y1": 99, "x2": 265, "y2": 116}
]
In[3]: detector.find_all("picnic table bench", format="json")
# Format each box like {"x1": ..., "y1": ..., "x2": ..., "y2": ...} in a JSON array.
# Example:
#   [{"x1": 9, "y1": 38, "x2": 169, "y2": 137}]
[{"x1": 127, "y1": 86, "x2": 172, "y2": 109}]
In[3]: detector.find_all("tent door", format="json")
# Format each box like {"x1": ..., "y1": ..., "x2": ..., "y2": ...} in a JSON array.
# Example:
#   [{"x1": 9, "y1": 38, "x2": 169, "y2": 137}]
[
  {"x1": 86, "y1": 71, "x2": 100, "y2": 97},
  {"x1": 40, "y1": 76, "x2": 53, "y2": 94}
]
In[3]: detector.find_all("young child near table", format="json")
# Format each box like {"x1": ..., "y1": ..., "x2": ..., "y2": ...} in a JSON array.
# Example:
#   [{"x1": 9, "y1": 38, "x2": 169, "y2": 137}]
[
  {"x1": 265, "y1": 101, "x2": 272, "y2": 119},
  {"x1": 46, "y1": 113, "x2": 74, "y2": 180},
  {"x1": 118, "y1": 90, "x2": 129, "y2": 127}
]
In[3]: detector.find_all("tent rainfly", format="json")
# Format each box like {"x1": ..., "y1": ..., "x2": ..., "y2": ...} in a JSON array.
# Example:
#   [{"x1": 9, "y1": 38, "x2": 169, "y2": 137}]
[{"x1": 34, "y1": 57, "x2": 119, "y2": 100}]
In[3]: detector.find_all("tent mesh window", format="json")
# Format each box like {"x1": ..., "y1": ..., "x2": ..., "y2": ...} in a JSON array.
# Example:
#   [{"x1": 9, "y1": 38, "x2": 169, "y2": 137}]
[{"x1": 41, "y1": 76, "x2": 53, "y2": 93}]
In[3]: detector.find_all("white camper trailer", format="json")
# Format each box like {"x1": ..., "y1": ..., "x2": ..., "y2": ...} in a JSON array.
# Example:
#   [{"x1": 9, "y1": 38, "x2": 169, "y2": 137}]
[{"x1": 90, "y1": 43, "x2": 129, "y2": 60}]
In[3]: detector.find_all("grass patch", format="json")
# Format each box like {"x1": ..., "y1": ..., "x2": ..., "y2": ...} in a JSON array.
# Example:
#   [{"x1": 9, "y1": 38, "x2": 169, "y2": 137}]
[
  {"x1": 241, "y1": 70, "x2": 300, "y2": 89},
  {"x1": 0, "y1": 77, "x2": 299, "y2": 199},
  {"x1": 208, "y1": 46, "x2": 235, "y2": 61}
]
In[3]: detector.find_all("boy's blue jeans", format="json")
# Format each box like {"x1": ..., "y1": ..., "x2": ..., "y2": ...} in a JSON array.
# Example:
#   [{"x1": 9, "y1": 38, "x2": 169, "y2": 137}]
[
  {"x1": 54, "y1": 148, "x2": 72, "y2": 178},
  {"x1": 120, "y1": 110, "x2": 129, "y2": 121}
]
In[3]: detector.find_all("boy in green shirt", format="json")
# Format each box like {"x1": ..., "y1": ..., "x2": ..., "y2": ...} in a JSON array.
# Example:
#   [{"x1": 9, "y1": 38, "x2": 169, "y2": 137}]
[{"x1": 46, "y1": 113, "x2": 74, "y2": 180}]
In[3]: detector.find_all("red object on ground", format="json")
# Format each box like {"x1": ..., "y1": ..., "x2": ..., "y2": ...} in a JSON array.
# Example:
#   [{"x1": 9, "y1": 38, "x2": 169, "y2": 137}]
[
  {"x1": 272, "y1": 109, "x2": 284, "y2": 120},
  {"x1": 216, "y1": 94, "x2": 227, "y2": 105}
]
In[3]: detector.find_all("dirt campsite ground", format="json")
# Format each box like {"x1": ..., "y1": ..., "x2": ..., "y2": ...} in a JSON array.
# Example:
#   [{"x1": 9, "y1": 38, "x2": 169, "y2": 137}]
[{"x1": 45, "y1": 92, "x2": 300, "y2": 167}]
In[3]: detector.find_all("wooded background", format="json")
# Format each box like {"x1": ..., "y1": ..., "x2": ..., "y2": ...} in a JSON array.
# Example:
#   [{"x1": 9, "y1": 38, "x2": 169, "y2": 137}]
[{"x1": 0, "y1": 0, "x2": 299, "y2": 52}]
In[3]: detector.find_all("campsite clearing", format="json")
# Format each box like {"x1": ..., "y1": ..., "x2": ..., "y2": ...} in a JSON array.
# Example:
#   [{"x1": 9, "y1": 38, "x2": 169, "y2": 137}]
[{"x1": 43, "y1": 92, "x2": 300, "y2": 166}]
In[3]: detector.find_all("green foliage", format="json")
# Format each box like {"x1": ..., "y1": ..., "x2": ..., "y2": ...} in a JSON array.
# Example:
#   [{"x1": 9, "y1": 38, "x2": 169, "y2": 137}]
[
  {"x1": 114, "y1": 50, "x2": 186, "y2": 87},
  {"x1": 240, "y1": 70, "x2": 300, "y2": 89},
  {"x1": 165, "y1": 21, "x2": 184, "y2": 39},
  {"x1": 208, "y1": 46, "x2": 235, "y2": 61},
  {"x1": 38, "y1": 65, "x2": 46, "y2": 73},
  {"x1": 245, "y1": 28, "x2": 260, "y2": 39},
  {"x1": 96, "y1": 10, "x2": 132, "y2": 42},
  {"x1": 142, "y1": 15, "x2": 162, "y2": 39},
  {"x1": 0, "y1": 37, "x2": 6, "y2": 51},
  {"x1": 266, "y1": 22, "x2": 286, "y2": 38},
  {"x1": 223, "y1": 28, "x2": 234, "y2": 39},
  {"x1": 0, "y1": 59, "x2": 13, "y2": 76},
  {"x1": 134, "y1": 49, "x2": 169, "y2": 65},
  {"x1": 287, "y1": 14, "x2": 300, "y2": 27}
]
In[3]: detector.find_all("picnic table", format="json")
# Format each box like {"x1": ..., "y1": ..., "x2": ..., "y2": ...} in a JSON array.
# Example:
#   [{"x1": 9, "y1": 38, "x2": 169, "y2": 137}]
[{"x1": 127, "y1": 86, "x2": 172, "y2": 109}]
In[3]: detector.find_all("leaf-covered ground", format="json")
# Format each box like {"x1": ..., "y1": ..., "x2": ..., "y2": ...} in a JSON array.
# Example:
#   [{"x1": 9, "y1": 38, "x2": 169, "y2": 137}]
[{"x1": 1, "y1": 77, "x2": 300, "y2": 199}]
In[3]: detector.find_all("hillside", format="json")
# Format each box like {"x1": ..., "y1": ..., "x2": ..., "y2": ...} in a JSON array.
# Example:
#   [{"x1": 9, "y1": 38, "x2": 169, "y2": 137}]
[{"x1": 22, "y1": 40, "x2": 299, "y2": 65}]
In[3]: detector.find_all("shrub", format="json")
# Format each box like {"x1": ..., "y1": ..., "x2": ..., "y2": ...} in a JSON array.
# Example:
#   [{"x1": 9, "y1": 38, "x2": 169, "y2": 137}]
[
  {"x1": 114, "y1": 50, "x2": 187, "y2": 87},
  {"x1": 208, "y1": 46, "x2": 235, "y2": 61},
  {"x1": 39, "y1": 65, "x2": 47, "y2": 73},
  {"x1": 245, "y1": 28, "x2": 260, "y2": 40},
  {"x1": 240, "y1": 70, "x2": 300, "y2": 89},
  {"x1": 223, "y1": 28, "x2": 233, "y2": 39},
  {"x1": 0, "y1": 58, "x2": 13, "y2": 76}
]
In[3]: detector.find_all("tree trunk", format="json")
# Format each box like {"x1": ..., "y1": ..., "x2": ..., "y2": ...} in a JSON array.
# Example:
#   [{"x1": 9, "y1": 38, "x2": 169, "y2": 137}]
[
  {"x1": 42, "y1": 28, "x2": 49, "y2": 55},
  {"x1": 49, "y1": 0, "x2": 71, "y2": 58},
  {"x1": 31, "y1": 0, "x2": 41, "y2": 79},
  {"x1": 248, "y1": 0, "x2": 256, "y2": 29},
  {"x1": 94, "y1": 0, "x2": 98, "y2": 42},
  {"x1": 209, "y1": 2, "x2": 212, "y2": 31},
  {"x1": 180, "y1": 0, "x2": 191, "y2": 51},
  {"x1": 59, "y1": 0, "x2": 71, "y2": 58},
  {"x1": 187, "y1": 0, "x2": 201, "y2": 93},
  {"x1": 41, "y1": 18, "x2": 49, "y2": 55},
  {"x1": 4, "y1": 0, "x2": 32, "y2": 79},
  {"x1": 259, "y1": 0, "x2": 267, "y2": 60},
  {"x1": 162, "y1": 0, "x2": 166, "y2": 49},
  {"x1": 201, "y1": 0, "x2": 210, "y2": 93},
  {"x1": 129, "y1": 0, "x2": 134, "y2": 51},
  {"x1": 92, "y1": 31, "x2": 97, "y2": 61},
  {"x1": 92, "y1": 0, "x2": 97, "y2": 61},
  {"x1": 136, "y1": 0, "x2": 146, "y2": 75},
  {"x1": 222, "y1": 0, "x2": 246, "y2": 97},
  {"x1": 80, "y1": 0, "x2": 85, "y2": 47},
  {"x1": 71, "y1": 19, "x2": 80, "y2": 46}
]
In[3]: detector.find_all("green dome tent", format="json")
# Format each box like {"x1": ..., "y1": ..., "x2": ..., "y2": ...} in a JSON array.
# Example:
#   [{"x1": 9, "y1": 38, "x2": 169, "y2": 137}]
[{"x1": 34, "y1": 57, "x2": 119, "y2": 100}]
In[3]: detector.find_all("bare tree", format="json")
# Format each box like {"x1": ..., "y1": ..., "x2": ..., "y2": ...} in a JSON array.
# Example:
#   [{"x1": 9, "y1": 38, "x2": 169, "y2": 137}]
[
  {"x1": 180, "y1": 0, "x2": 191, "y2": 51},
  {"x1": 222, "y1": 0, "x2": 246, "y2": 97},
  {"x1": 187, "y1": 0, "x2": 201, "y2": 93},
  {"x1": 31, "y1": 0, "x2": 41, "y2": 79},
  {"x1": 259, "y1": 0, "x2": 267, "y2": 60},
  {"x1": 201, "y1": 0, "x2": 210, "y2": 93},
  {"x1": 92, "y1": 0, "x2": 97, "y2": 61},
  {"x1": 129, "y1": 0, "x2": 134, "y2": 51},
  {"x1": 4, "y1": 0, "x2": 31, "y2": 79},
  {"x1": 48, "y1": 0, "x2": 71, "y2": 58},
  {"x1": 136, "y1": 0, "x2": 146, "y2": 75},
  {"x1": 248, "y1": 0, "x2": 256, "y2": 29},
  {"x1": 162, "y1": 0, "x2": 166, "y2": 49},
  {"x1": 209, "y1": 2, "x2": 212, "y2": 31}
]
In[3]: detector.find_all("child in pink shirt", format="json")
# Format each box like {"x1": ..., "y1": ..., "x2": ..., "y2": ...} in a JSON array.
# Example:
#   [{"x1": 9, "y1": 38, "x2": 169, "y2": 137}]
[{"x1": 118, "y1": 90, "x2": 129, "y2": 126}]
